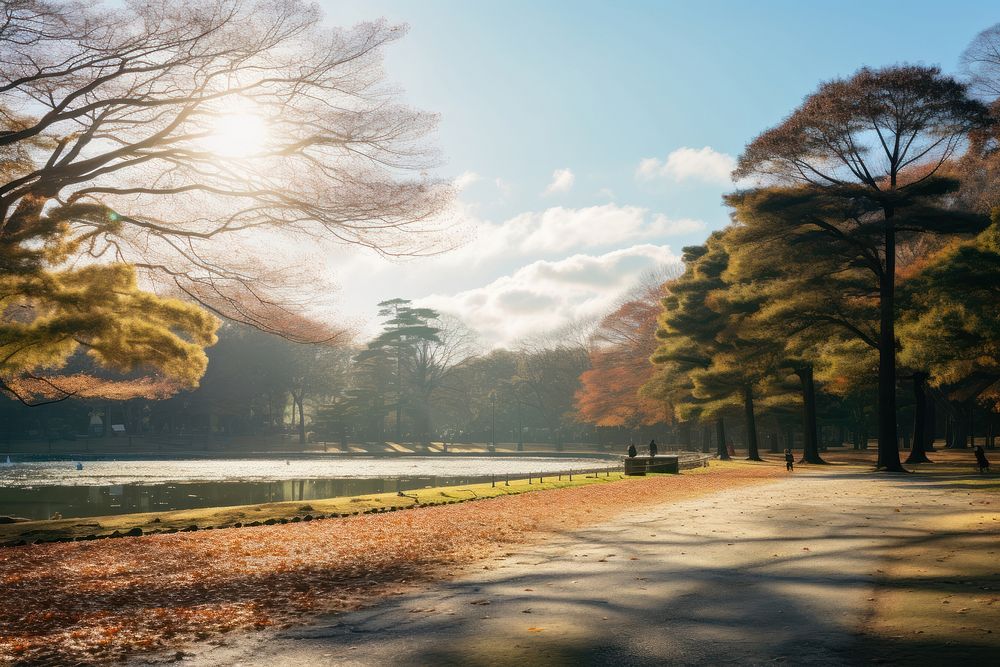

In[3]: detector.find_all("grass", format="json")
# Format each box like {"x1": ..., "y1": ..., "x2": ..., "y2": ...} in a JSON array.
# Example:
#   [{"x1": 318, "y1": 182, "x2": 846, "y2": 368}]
[{"x1": 0, "y1": 468, "x2": 641, "y2": 546}]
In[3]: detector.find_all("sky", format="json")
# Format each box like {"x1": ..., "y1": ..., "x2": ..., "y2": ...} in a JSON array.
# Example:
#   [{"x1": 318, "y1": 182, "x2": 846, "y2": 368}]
[{"x1": 314, "y1": 0, "x2": 1000, "y2": 348}]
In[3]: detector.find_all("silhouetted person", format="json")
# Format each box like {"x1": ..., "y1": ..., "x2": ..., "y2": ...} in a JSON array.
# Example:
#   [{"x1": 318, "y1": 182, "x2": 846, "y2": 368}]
[
  {"x1": 975, "y1": 445, "x2": 990, "y2": 473},
  {"x1": 627, "y1": 443, "x2": 637, "y2": 458},
  {"x1": 784, "y1": 448, "x2": 794, "y2": 472},
  {"x1": 648, "y1": 439, "x2": 658, "y2": 457}
]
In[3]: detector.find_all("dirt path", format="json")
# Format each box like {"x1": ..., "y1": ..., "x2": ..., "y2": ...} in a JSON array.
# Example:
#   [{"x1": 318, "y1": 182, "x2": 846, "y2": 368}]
[{"x1": 178, "y1": 469, "x2": 999, "y2": 667}]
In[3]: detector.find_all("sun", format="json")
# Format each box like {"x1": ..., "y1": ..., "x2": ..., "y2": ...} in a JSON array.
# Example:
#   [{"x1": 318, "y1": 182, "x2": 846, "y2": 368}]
[{"x1": 204, "y1": 111, "x2": 270, "y2": 158}]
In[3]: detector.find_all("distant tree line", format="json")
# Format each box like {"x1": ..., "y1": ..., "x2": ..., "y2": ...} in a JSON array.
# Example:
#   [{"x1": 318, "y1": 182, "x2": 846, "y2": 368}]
[{"x1": 0, "y1": 299, "x2": 603, "y2": 450}]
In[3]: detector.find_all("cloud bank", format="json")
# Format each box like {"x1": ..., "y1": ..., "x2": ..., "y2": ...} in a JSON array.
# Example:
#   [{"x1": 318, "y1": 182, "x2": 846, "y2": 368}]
[{"x1": 420, "y1": 244, "x2": 681, "y2": 347}]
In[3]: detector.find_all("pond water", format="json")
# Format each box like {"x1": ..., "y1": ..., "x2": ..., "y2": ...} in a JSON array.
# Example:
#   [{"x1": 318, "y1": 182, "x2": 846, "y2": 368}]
[{"x1": 0, "y1": 456, "x2": 613, "y2": 520}]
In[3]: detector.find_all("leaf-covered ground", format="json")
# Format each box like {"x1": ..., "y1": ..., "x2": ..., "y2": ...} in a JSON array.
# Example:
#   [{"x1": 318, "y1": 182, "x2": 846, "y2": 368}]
[{"x1": 0, "y1": 464, "x2": 781, "y2": 665}]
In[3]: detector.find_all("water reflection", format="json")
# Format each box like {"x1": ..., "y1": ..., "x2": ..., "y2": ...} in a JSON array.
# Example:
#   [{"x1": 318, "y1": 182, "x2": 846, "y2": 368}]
[
  {"x1": 0, "y1": 475, "x2": 499, "y2": 521},
  {"x1": 0, "y1": 456, "x2": 608, "y2": 487}
]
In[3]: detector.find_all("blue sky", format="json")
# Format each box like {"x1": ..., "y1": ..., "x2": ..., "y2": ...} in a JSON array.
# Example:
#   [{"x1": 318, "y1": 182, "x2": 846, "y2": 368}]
[{"x1": 317, "y1": 1, "x2": 999, "y2": 346}]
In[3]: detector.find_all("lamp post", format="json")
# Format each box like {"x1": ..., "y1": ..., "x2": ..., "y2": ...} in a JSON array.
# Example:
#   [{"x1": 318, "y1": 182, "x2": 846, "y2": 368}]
[{"x1": 489, "y1": 390, "x2": 497, "y2": 452}]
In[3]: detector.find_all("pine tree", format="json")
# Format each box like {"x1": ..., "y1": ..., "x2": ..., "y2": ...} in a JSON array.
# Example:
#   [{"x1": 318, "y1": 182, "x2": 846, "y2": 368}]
[
  {"x1": 734, "y1": 65, "x2": 991, "y2": 472},
  {"x1": 355, "y1": 299, "x2": 441, "y2": 443},
  {"x1": 898, "y1": 213, "x2": 1000, "y2": 443},
  {"x1": 1, "y1": 206, "x2": 218, "y2": 404},
  {"x1": 649, "y1": 234, "x2": 776, "y2": 460}
]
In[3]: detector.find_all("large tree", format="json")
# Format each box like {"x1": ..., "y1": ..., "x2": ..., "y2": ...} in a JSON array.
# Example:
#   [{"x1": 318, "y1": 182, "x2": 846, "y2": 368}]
[
  {"x1": 649, "y1": 236, "x2": 737, "y2": 461},
  {"x1": 514, "y1": 342, "x2": 589, "y2": 450},
  {"x1": 354, "y1": 300, "x2": 475, "y2": 444},
  {"x1": 356, "y1": 299, "x2": 441, "y2": 442},
  {"x1": 0, "y1": 0, "x2": 450, "y2": 403},
  {"x1": 899, "y1": 214, "x2": 1000, "y2": 429},
  {"x1": 734, "y1": 65, "x2": 991, "y2": 472}
]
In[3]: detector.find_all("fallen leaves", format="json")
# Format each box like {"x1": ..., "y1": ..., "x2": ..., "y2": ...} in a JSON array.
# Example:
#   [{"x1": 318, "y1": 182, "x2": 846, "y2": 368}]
[{"x1": 0, "y1": 465, "x2": 780, "y2": 663}]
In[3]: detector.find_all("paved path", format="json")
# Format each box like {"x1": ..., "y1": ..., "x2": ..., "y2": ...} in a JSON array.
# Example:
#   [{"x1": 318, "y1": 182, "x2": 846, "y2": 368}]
[{"x1": 178, "y1": 470, "x2": 967, "y2": 666}]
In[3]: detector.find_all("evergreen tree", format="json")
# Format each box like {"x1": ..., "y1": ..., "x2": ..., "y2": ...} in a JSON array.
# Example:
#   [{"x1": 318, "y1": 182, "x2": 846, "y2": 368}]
[
  {"x1": 734, "y1": 65, "x2": 991, "y2": 472},
  {"x1": 649, "y1": 235, "x2": 759, "y2": 460},
  {"x1": 355, "y1": 299, "x2": 441, "y2": 442},
  {"x1": 898, "y1": 213, "x2": 1000, "y2": 446}
]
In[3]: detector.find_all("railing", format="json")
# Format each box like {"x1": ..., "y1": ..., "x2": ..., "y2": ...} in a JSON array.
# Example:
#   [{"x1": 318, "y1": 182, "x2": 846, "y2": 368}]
[
  {"x1": 478, "y1": 453, "x2": 711, "y2": 488},
  {"x1": 483, "y1": 464, "x2": 625, "y2": 488}
]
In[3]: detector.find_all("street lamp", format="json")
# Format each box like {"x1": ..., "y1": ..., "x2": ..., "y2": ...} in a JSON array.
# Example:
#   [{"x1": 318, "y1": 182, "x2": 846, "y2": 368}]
[{"x1": 489, "y1": 390, "x2": 497, "y2": 452}]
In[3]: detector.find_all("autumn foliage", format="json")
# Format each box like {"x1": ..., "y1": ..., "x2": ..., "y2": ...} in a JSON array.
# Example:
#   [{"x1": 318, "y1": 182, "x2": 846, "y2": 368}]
[{"x1": 575, "y1": 280, "x2": 671, "y2": 427}]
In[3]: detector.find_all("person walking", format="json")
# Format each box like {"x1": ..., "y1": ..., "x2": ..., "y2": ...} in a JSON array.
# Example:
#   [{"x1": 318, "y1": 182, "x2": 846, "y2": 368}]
[
  {"x1": 784, "y1": 448, "x2": 794, "y2": 472},
  {"x1": 975, "y1": 445, "x2": 990, "y2": 473},
  {"x1": 648, "y1": 439, "x2": 658, "y2": 457}
]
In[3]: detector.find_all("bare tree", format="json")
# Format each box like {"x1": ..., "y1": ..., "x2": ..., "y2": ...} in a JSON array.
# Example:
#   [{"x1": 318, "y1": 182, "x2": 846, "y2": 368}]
[
  {"x1": 962, "y1": 23, "x2": 1000, "y2": 99},
  {"x1": 1, "y1": 0, "x2": 450, "y2": 401},
  {"x1": 409, "y1": 314, "x2": 480, "y2": 442}
]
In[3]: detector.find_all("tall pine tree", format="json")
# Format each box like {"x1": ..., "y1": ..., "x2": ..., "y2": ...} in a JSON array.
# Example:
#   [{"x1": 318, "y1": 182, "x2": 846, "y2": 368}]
[{"x1": 733, "y1": 65, "x2": 991, "y2": 471}]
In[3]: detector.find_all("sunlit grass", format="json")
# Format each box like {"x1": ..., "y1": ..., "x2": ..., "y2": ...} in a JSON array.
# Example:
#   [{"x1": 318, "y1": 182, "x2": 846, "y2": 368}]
[{"x1": 0, "y1": 471, "x2": 633, "y2": 545}]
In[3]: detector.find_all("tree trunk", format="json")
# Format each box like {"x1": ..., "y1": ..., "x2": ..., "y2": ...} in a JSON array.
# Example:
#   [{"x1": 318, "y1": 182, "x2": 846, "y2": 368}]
[
  {"x1": 906, "y1": 373, "x2": 932, "y2": 464},
  {"x1": 295, "y1": 394, "x2": 306, "y2": 446},
  {"x1": 702, "y1": 424, "x2": 711, "y2": 453},
  {"x1": 925, "y1": 394, "x2": 937, "y2": 451},
  {"x1": 794, "y1": 364, "x2": 826, "y2": 464},
  {"x1": 743, "y1": 385, "x2": 762, "y2": 461},
  {"x1": 716, "y1": 417, "x2": 730, "y2": 460},
  {"x1": 877, "y1": 219, "x2": 904, "y2": 471},
  {"x1": 949, "y1": 405, "x2": 969, "y2": 448}
]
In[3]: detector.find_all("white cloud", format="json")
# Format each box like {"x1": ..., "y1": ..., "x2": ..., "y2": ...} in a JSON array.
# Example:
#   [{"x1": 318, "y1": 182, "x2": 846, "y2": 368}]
[
  {"x1": 636, "y1": 157, "x2": 663, "y2": 181},
  {"x1": 636, "y1": 146, "x2": 736, "y2": 185},
  {"x1": 420, "y1": 244, "x2": 681, "y2": 347},
  {"x1": 320, "y1": 201, "x2": 706, "y2": 345},
  {"x1": 543, "y1": 167, "x2": 575, "y2": 195},
  {"x1": 455, "y1": 204, "x2": 704, "y2": 261},
  {"x1": 453, "y1": 171, "x2": 481, "y2": 191},
  {"x1": 597, "y1": 187, "x2": 616, "y2": 200}
]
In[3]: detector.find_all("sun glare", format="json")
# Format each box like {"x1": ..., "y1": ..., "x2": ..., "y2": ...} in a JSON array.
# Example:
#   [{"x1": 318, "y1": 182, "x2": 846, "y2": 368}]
[{"x1": 204, "y1": 111, "x2": 269, "y2": 158}]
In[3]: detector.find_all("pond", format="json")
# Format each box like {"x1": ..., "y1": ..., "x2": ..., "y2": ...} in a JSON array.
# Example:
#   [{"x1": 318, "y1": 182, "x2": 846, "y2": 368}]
[{"x1": 0, "y1": 456, "x2": 615, "y2": 520}]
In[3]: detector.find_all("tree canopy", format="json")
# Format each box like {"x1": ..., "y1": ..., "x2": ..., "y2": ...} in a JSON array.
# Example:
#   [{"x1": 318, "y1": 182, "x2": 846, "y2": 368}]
[{"x1": 0, "y1": 0, "x2": 450, "y2": 403}]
